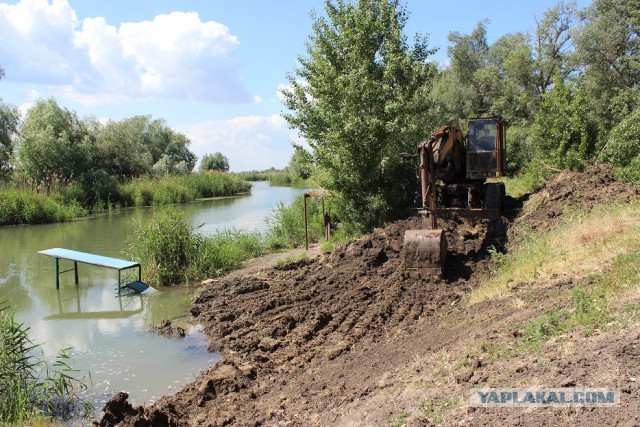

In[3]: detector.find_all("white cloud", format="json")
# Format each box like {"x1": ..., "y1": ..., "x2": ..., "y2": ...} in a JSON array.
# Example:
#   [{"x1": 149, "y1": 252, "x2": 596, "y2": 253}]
[
  {"x1": 183, "y1": 115, "x2": 298, "y2": 172},
  {"x1": 0, "y1": 0, "x2": 254, "y2": 104}
]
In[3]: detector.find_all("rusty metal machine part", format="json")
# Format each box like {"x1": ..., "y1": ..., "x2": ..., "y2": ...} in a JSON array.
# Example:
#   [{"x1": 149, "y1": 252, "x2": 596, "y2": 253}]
[
  {"x1": 402, "y1": 118, "x2": 506, "y2": 279},
  {"x1": 403, "y1": 229, "x2": 447, "y2": 279}
]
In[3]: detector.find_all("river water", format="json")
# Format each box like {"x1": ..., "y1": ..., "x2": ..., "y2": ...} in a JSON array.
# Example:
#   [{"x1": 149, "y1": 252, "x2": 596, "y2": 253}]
[{"x1": 0, "y1": 182, "x2": 306, "y2": 420}]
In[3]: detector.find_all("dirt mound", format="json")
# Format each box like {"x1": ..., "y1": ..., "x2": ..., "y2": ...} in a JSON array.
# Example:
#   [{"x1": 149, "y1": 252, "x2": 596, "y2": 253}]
[
  {"x1": 515, "y1": 162, "x2": 638, "y2": 232},
  {"x1": 102, "y1": 214, "x2": 506, "y2": 425},
  {"x1": 98, "y1": 164, "x2": 639, "y2": 426}
]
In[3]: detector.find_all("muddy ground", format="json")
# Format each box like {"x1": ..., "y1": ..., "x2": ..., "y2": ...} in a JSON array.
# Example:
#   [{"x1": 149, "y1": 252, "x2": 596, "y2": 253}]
[{"x1": 100, "y1": 163, "x2": 639, "y2": 426}]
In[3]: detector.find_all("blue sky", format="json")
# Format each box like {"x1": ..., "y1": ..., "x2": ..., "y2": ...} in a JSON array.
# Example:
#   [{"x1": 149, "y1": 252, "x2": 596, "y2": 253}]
[{"x1": 0, "y1": 0, "x2": 591, "y2": 171}]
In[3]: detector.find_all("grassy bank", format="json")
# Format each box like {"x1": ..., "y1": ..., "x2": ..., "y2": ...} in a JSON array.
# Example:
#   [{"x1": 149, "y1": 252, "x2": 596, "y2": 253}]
[
  {"x1": 469, "y1": 201, "x2": 640, "y2": 305},
  {"x1": 0, "y1": 172, "x2": 250, "y2": 226},
  {"x1": 235, "y1": 170, "x2": 311, "y2": 187},
  {"x1": 119, "y1": 172, "x2": 250, "y2": 207},
  {"x1": 0, "y1": 188, "x2": 86, "y2": 226}
]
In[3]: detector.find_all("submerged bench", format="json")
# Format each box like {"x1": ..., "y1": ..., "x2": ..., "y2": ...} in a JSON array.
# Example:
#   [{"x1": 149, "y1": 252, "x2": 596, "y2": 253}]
[{"x1": 38, "y1": 248, "x2": 155, "y2": 295}]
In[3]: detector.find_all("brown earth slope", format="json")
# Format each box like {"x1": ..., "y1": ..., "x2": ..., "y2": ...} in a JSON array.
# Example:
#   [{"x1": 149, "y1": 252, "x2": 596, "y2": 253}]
[{"x1": 100, "y1": 164, "x2": 639, "y2": 426}]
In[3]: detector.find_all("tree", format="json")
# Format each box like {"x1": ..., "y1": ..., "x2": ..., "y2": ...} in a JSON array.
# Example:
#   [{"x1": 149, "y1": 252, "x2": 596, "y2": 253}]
[
  {"x1": 94, "y1": 116, "x2": 196, "y2": 179},
  {"x1": 281, "y1": 0, "x2": 436, "y2": 229},
  {"x1": 17, "y1": 98, "x2": 90, "y2": 191},
  {"x1": 531, "y1": 77, "x2": 598, "y2": 169},
  {"x1": 574, "y1": 0, "x2": 640, "y2": 129},
  {"x1": 200, "y1": 152, "x2": 230, "y2": 172},
  {"x1": 288, "y1": 144, "x2": 314, "y2": 179},
  {"x1": 0, "y1": 101, "x2": 19, "y2": 179},
  {"x1": 533, "y1": 1, "x2": 578, "y2": 96},
  {"x1": 0, "y1": 65, "x2": 20, "y2": 180}
]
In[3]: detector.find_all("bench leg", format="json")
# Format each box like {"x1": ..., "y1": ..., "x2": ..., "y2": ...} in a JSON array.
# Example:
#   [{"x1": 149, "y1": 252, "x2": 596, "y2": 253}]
[
  {"x1": 74, "y1": 261, "x2": 79, "y2": 285},
  {"x1": 118, "y1": 270, "x2": 121, "y2": 296},
  {"x1": 55, "y1": 257, "x2": 59, "y2": 289}
]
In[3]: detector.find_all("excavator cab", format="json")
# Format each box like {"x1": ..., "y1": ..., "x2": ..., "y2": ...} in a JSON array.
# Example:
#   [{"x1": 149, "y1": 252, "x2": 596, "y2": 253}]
[{"x1": 466, "y1": 118, "x2": 506, "y2": 180}]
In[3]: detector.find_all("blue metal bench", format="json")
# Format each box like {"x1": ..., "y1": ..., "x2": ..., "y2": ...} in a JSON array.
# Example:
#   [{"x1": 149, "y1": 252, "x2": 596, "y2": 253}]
[{"x1": 38, "y1": 248, "x2": 154, "y2": 294}]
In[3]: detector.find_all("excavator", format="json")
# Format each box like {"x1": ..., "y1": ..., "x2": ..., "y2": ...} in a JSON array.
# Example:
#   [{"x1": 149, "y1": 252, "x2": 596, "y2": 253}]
[{"x1": 403, "y1": 118, "x2": 506, "y2": 278}]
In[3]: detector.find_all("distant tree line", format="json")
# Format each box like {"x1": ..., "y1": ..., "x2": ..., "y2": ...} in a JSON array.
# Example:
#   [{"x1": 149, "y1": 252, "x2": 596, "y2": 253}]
[
  {"x1": 282, "y1": 0, "x2": 640, "y2": 231},
  {"x1": 0, "y1": 96, "x2": 198, "y2": 191}
]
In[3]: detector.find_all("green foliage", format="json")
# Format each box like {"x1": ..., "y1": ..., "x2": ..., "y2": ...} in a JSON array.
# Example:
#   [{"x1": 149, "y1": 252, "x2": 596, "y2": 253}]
[
  {"x1": 17, "y1": 98, "x2": 91, "y2": 192},
  {"x1": 505, "y1": 124, "x2": 535, "y2": 173},
  {"x1": 126, "y1": 210, "x2": 197, "y2": 286},
  {"x1": 121, "y1": 173, "x2": 250, "y2": 207},
  {"x1": 0, "y1": 101, "x2": 19, "y2": 180},
  {"x1": 126, "y1": 209, "x2": 263, "y2": 286},
  {"x1": 574, "y1": 0, "x2": 640, "y2": 129},
  {"x1": 0, "y1": 173, "x2": 249, "y2": 225},
  {"x1": 613, "y1": 157, "x2": 640, "y2": 185},
  {"x1": 93, "y1": 116, "x2": 196, "y2": 180},
  {"x1": 288, "y1": 145, "x2": 314, "y2": 179},
  {"x1": 531, "y1": 79, "x2": 599, "y2": 169},
  {"x1": 282, "y1": 0, "x2": 437, "y2": 230},
  {"x1": 265, "y1": 195, "x2": 325, "y2": 249},
  {"x1": 0, "y1": 187, "x2": 85, "y2": 226},
  {"x1": 200, "y1": 152, "x2": 230, "y2": 172},
  {"x1": 0, "y1": 307, "x2": 92, "y2": 424},
  {"x1": 265, "y1": 194, "x2": 356, "y2": 250},
  {"x1": 532, "y1": 1, "x2": 577, "y2": 96},
  {"x1": 602, "y1": 109, "x2": 640, "y2": 167}
]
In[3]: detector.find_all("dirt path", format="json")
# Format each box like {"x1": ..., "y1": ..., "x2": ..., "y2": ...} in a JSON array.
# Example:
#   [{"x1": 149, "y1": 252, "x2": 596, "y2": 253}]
[{"x1": 99, "y1": 164, "x2": 640, "y2": 426}]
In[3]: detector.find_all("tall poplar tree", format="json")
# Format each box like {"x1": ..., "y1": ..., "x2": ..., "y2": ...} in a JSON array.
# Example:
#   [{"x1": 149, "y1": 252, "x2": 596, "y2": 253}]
[{"x1": 281, "y1": 0, "x2": 436, "y2": 230}]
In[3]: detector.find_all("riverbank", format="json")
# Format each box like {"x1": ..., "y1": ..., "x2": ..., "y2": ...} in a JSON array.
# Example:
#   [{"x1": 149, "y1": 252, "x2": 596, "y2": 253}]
[
  {"x1": 99, "y1": 164, "x2": 640, "y2": 426},
  {"x1": 0, "y1": 172, "x2": 250, "y2": 226}
]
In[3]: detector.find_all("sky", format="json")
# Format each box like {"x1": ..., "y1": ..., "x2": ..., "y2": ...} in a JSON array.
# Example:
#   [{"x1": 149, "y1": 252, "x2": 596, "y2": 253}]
[{"x1": 0, "y1": 0, "x2": 592, "y2": 172}]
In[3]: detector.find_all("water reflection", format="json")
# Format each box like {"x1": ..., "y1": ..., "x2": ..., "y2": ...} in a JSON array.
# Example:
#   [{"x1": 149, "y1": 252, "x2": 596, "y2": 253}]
[{"x1": 0, "y1": 182, "x2": 307, "y2": 421}]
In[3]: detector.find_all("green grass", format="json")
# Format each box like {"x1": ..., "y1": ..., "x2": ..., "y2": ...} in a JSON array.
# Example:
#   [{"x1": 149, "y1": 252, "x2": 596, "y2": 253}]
[
  {"x1": 125, "y1": 209, "x2": 263, "y2": 286},
  {"x1": 0, "y1": 306, "x2": 91, "y2": 424},
  {"x1": 265, "y1": 195, "x2": 326, "y2": 250},
  {"x1": 0, "y1": 172, "x2": 250, "y2": 226},
  {"x1": 469, "y1": 202, "x2": 640, "y2": 304},
  {"x1": 492, "y1": 165, "x2": 549, "y2": 199},
  {"x1": 274, "y1": 252, "x2": 309, "y2": 268},
  {"x1": 0, "y1": 188, "x2": 86, "y2": 226},
  {"x1": 386, "y1": 410, "x2": 408, "y2": 427},
  {"x1": 120, "y1": 172, "x2": 250, "y2": 207}
]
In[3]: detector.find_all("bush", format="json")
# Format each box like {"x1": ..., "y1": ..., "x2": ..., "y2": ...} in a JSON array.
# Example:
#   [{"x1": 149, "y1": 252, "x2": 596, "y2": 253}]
[
  {"x1": 531, "y1": 79, "x2": 600, "y2": 170},
  {"x1": 126, "y1": 209, "x2": 263, "y2": 286},
  {"x1": 125, "y1": 209, "x2": 195, "y2": 286},
  {"x1": 602, "y1": 109, "x2": 640, "y2": 168},
  {"x1": 265, "y1": 196, "x2": 324, "y2": 249},
  {"x1": 0, "y1": 188, "x2": 85, "y2": 225}
]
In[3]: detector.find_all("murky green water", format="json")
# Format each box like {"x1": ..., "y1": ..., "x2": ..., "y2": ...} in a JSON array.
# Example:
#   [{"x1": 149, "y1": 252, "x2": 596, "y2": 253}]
[{"x1": 0, "y1": 182, "x2": 306, "y2": 421}]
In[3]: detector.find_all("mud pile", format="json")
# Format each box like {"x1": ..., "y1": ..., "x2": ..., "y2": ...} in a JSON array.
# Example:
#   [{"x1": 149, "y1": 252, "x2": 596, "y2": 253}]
[
  {"x1": 98, "y1": 163, "x2": 638, "y2": 426},
  {"x1": 99, "y1": 214, "x2": 507, "y2": 425},
  {"x1": 515, "y1": 162, "x2": 638, "y2": 232}
]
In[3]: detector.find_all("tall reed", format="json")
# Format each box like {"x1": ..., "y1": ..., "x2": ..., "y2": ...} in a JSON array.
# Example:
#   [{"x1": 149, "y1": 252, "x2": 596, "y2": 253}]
[
  {"x1": 0, "y1": 304, "x2": 92, "y2": 424},
  {"x1": 125, "y1": 209, "x2": 263, "y2": 287}
]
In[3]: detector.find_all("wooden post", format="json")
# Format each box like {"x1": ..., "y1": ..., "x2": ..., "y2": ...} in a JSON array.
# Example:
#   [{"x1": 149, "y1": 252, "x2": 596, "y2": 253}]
[{"x1": 304, "y1": 194, "x2": 309, "y2": 251}]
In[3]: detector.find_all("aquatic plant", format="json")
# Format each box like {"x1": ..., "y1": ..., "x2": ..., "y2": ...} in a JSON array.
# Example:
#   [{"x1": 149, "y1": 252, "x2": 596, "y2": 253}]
[
  {"x1": 126, "y1": 209, "x2": 263, "y2": 286},
  {"x1": 0, "y1": 302, "x2": 92, "y2": 424}
]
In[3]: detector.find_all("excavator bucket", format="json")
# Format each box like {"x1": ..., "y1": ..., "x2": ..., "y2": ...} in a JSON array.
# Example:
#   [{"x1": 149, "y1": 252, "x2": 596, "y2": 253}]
[{"x1": 403, "y1": 229, "x2": 447, "y2": 278}]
